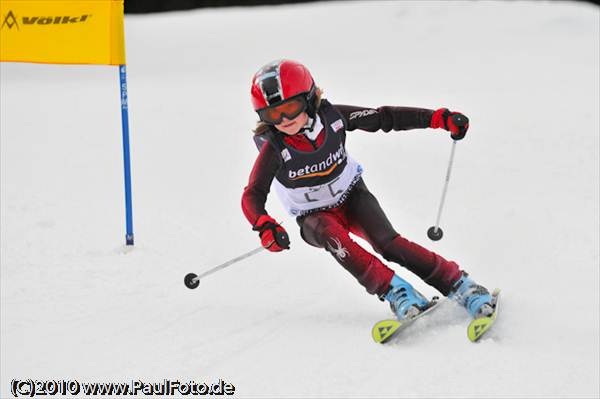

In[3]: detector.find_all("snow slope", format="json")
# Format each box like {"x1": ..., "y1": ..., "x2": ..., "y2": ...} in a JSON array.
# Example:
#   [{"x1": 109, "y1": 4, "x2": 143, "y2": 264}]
[{"x1": 1, "y1": 1, "x2": 599, "y2": 397}]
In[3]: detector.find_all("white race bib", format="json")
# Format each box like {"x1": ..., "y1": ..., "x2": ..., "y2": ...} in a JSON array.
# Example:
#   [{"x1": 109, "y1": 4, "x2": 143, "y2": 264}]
[{"x1": 273, "y1": 157, "x2": 363, "y2": 216}]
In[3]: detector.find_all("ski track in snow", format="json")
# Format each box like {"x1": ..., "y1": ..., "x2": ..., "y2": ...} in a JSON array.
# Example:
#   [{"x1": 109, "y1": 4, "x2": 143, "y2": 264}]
[{"x1": 1, "y1": 1, "x2": 599, "y2": 397}]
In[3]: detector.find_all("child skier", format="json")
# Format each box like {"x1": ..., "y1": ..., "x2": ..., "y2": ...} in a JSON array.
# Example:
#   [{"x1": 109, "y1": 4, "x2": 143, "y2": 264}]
[{"x1": 242, "y1": 59, "x2": 493, "y2": 321}]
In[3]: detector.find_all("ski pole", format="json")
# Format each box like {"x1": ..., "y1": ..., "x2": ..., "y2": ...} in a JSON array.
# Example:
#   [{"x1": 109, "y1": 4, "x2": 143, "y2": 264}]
[
  {"x1": 184, "y1": 229, "x2": 289, "y2": 289},
  {"x1": 184, "y1": 246, "x2": 265, "y2": 289},
  {"x1": 427, "y1": 113, "x2": 468, "y2": 241},
  {"x1": 427, "y1": 141, "x2": 457, "y2": 241}
]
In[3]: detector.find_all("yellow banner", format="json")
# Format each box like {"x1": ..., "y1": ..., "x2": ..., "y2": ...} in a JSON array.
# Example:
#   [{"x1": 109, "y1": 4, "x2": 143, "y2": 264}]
[{"x1": 0, "y1": 0, "x2": 125, "y2": 65}]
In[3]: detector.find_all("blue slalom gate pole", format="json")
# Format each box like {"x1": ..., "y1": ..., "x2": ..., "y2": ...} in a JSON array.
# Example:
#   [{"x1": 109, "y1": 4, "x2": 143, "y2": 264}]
[{"x1": 119, "y1": 65, "x2": 134, "y2": 245}]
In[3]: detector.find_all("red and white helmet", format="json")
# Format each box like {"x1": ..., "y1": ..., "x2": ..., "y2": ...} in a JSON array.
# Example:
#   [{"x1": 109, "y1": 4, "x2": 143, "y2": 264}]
[{"x1": 251, "y1": 59, "x2": 317, "y2": 116}]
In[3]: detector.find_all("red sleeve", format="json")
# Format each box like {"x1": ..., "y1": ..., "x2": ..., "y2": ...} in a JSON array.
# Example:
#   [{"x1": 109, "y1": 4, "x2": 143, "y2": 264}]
[{"x1": 241, "y1": 141, "x2": 281, "y2": 226}]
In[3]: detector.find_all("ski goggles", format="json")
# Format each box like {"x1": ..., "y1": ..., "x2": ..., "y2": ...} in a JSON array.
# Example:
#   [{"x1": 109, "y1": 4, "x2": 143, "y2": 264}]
[{"x1": 257, "y1": 95, "x2": 307, "y2": 125}]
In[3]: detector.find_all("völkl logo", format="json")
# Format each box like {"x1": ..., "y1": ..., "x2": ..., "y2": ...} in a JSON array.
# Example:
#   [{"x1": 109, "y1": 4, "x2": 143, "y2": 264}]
[
  {"x1": 1, "y1": 10, "x2": 92, "y2": 30},
  {"x1": 1, "y1": 10, "x2": 19, "y2": 30}
]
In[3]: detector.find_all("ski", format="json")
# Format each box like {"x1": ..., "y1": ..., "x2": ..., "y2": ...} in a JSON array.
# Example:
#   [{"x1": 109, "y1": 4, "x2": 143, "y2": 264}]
[
  {"x1": 467, "y1": 288, "x2": 501, "y2": 342},
  {"x1": 372, "y1": 297, "x2": 444, "y2": 344}
]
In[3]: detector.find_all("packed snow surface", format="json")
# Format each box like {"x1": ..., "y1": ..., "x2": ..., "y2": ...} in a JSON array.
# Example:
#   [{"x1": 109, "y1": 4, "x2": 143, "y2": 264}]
[{"x1": 1, "y1": 1, "x2": 599, "y2": 397}]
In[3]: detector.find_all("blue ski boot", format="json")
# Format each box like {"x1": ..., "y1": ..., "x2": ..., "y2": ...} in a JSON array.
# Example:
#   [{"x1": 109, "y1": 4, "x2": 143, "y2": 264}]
[
  {"x1": 449, "y1": 272, "x2": 494, "y2": 318},
  {"x1": 384, "y1": 275, "x2": 429, "y2": 320}
]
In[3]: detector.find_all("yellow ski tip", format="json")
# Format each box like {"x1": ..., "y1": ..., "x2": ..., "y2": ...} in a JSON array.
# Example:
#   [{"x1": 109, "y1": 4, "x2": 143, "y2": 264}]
[
  {"x1": 467, "y1": 316, "x2": 494, "y2": 342},
  {"x1": 372, "y1": 319, "x2": 401, "y2": 343},
  {"x1": 467, "y1": 288, "x2": 500, "y2": 342}
]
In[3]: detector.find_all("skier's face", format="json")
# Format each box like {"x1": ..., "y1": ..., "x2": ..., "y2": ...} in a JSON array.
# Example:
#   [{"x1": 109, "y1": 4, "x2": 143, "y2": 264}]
[{"x1": 275, "y1": 112, "x2": 309, "y2": 135}]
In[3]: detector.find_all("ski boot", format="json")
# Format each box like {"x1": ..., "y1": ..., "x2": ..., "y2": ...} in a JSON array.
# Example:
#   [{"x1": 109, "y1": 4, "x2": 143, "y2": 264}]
[
  {"x1": 384, "y1": 275, "x2": 429, "y2": 320},
  {"x1": 449, "y1": 272, "x2": 494, "y2": 318}
]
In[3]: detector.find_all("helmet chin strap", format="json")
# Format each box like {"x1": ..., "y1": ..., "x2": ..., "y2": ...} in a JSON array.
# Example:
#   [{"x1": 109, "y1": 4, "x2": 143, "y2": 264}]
[{"x1": 297, "y1": 116, "x2": 316, "y2": 134}]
